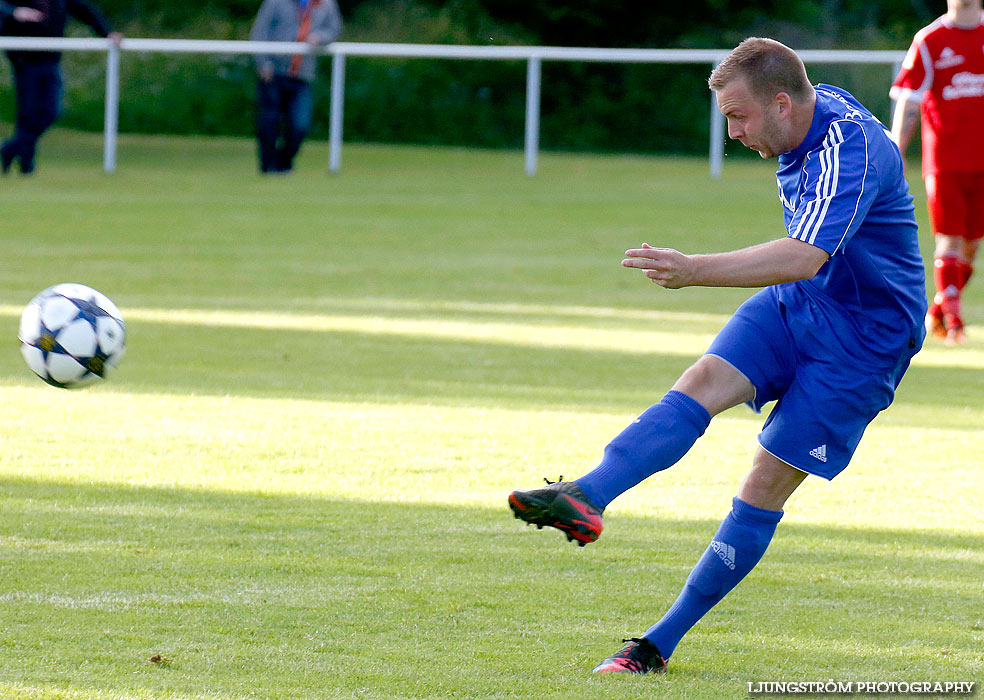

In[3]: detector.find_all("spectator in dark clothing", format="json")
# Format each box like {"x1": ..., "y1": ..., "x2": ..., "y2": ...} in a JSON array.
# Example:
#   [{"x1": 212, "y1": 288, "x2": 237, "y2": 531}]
[
  {"x1": 250, "y1": 0, "x2": 342, "y2": 174},
  {"x1": 0, "y1": 0, "x2": 120, "y2": 175}
]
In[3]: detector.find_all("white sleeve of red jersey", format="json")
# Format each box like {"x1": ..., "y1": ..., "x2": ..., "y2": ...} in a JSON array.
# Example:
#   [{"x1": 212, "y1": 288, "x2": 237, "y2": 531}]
[{"x1": 890, "y1": 34, "x2": 933, "y2": 103}]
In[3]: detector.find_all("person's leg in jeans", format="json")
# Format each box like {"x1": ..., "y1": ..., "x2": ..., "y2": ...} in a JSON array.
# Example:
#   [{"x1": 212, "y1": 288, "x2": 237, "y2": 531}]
[
  {"x1": 14, "y1": 61, "x2": 63, "y2": 174},
  {"x1": 278, "y1": 77, "x2": 313, "y2": 172},
  {"x1": 3, "y1": 59, "x2": 61, "y2": 174},
  {"x1": 1, "y1": 59, "x2": 24, "y2": 172},
  {"x1": 256, "y1": 76, "x2": 283, "y2": 173}
]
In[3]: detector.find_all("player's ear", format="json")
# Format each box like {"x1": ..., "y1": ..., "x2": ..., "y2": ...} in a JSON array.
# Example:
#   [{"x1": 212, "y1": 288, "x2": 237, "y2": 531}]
[{"x1": 774, "y1": 92, "x2": 793, "y2": 118}]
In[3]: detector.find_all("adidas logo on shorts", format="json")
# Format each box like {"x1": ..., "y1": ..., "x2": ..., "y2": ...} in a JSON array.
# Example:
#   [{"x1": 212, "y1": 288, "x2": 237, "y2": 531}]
[
  {"x1": 710, "y1": 540, "x2": 736, "y2": 570},
  {"x1": 810, "y1": 444, "x2": 828, "y2": 462}
]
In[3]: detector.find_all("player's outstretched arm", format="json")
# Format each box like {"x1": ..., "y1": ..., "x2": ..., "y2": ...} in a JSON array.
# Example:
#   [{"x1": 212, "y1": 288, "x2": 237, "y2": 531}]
[
  {"x1": 623, "y1": 238, "x2": 828, "y2": 289},
  {"x1": 890, "y1": 95, "x2": 920, "y2": 160}
]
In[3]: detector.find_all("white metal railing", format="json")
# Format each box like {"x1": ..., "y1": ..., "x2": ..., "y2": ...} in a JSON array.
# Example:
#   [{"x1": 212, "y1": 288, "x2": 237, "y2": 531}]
[{"x1": 0, "y1": 37, "x2": 907, "y2": 177}]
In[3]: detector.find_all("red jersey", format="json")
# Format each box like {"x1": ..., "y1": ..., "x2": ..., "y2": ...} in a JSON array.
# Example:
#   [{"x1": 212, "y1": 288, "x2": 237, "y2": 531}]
[{"x1": 891, "y1": 14, "x2": 984, "y2": 176}]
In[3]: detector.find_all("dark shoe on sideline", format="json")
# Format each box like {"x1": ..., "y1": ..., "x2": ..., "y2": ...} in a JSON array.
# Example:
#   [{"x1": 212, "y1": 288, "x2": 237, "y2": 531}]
[
  {"x1": 508, "y1": 477, "x2": 603, "y2": 546},
  {"x1": 592, "y1": 638, "x2": 667, "y2": 674},
  {"x1": 1, "y1": 144, "x2": 14, "y2": 175}
]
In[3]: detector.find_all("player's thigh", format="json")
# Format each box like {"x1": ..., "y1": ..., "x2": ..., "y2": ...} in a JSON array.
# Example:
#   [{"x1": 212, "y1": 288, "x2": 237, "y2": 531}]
[{"x1": 704, "y1": 287, "x2": 797, "y2": 414}]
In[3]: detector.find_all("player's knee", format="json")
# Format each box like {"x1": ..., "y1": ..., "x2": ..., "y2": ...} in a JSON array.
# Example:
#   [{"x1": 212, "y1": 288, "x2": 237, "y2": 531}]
[
  {"x1": 673, "y1": 356, "x2": 751, "y2": 416},
  {"x1": 934, "y1": 235, "x2": 963, "y2": 257},
  {"x1": 673, "y1": 360, "x2": 715, "y2": 402}
]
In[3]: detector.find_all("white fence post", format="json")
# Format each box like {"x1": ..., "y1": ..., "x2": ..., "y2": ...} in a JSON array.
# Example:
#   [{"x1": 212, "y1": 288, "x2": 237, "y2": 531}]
[
  {"x1": 889, "y1": 57, "x2": 904, "y2": 126},
  {"x1": 103, "y1": 39, "x2": 120, "y2": 174},
  {"x1": 709, "y1": 67, "x2": 725, "y2": 180},
  {"x1": 329, "y1": 51, "x2": 346, "y2": 172},
  {"x1": 524, "y1": 55, "x2": 542, "y2": 177}
]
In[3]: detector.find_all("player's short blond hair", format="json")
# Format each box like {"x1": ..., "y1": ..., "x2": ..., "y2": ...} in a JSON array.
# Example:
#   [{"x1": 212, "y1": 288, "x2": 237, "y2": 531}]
[{"x1": 708, "y1": 38, "x2": 813, "y2": 104}]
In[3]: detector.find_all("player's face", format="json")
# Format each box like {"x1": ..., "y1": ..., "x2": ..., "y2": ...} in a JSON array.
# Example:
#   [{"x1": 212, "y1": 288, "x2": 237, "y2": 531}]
[{"x1": 716, "y1": 78, "x2": 788, "y2": 159}]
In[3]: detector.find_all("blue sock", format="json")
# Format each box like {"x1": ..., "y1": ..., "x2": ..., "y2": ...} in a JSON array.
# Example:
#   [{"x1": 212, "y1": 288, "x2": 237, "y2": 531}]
[
  {"x1": 574, "y1": 391, "x2": 711, "y2": 510},
  {"x1": 643, "y1": 497, "x2": 784, "y2": 659}
]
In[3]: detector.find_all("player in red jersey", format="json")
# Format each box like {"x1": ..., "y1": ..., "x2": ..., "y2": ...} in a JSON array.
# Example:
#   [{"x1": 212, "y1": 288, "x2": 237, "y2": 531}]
[{"x1": 891, "y1": 0, "x2": 984, "y2": 345}]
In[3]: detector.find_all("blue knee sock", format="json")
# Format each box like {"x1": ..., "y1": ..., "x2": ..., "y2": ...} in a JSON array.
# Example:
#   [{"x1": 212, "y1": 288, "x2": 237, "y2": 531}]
[
  {"x1": 574, "y1": 391, "x2": 711, "y2": 510},
  {"x1": 643, "y1": 497, "x2": 784, "y2": 659}
]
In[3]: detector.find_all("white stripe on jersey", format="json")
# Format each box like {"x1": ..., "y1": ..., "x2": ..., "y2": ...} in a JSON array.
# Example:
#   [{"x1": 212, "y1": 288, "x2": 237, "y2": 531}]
[
  {"x1": 893, "y1": 18, "x2": 942, "y2": 101},
  {"x1": 794, "y1": 147, "x2": 826, "y2": 242},
  {"x1": 794, "y1": 124, "x2": 845, "y2": 244},
  {"x1": 793, "y1": 159, "x2": 819, "y2": 239},
  {"x1": 791, "y1": 119, "x2": 869, "y2": 254},
  {"x1": 812, "y1": 122, "x2": 843, "y2": 245},
  {"x1": 916, "y1": 40, "x2": 934, "y2": 95}
]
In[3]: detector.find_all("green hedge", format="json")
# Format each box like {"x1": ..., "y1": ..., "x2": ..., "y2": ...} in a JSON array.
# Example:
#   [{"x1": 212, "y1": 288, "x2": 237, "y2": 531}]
[{"x1": 0, "y1": 0, "x2": 930, "y2": 154}]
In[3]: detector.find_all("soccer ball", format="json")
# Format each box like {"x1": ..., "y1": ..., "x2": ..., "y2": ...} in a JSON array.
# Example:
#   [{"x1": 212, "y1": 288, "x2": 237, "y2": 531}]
[{"x1": 18, "y1": 283, "x2": 126, "y2": 388}]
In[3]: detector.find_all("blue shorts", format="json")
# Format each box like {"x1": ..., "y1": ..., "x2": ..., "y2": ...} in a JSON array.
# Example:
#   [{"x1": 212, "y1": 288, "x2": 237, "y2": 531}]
[{"x1": 706, "y1": 287, "x2": 923, "y2": 480}]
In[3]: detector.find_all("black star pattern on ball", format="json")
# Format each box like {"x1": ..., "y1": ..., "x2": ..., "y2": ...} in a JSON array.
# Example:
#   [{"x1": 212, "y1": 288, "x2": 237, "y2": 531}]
[{"x1": 68, "y1": 294, "x2": 114, "y2": 323}]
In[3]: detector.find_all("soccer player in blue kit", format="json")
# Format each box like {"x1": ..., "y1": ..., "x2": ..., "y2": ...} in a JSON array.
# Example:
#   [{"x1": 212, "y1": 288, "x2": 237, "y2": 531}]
[{"x1": 508, "y1": 38, "x2": 927, "y2": 674}]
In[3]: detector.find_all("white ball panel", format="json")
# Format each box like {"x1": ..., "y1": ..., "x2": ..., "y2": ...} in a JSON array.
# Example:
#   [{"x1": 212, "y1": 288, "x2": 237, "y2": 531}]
[
  {"x1": 20, "y1": 345, "x2": 47, "y2": 378},
  {"x1": 51, "y1": 283, "x2": 94, "y2": 300},
  {"x1": 18, "y1": 303, "x2": 42, "y2": 343},
  {"x1": 45, "y1": 353, "x2": 87, "y2": 384},
  {"x1": 40, "y1": 295, "x2": 80, "y2": 331},
  {"x1": 95, "y1": 317, "x2": 125, "y2": 354},
  {"x1": 56, "y1": 319, "x2": 98, "y2": 357}
]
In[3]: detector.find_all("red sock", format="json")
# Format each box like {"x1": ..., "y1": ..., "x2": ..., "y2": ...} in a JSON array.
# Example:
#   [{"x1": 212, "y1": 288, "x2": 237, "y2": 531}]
[
  {"x1": 959, "y1": 260, "x2": 974, "y2": 290},
  {"x1": 934, "y1": 255, "x2": 963, "y2": 320}
]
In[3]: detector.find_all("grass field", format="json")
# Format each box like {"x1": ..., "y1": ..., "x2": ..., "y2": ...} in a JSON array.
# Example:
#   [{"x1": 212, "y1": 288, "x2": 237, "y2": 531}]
[{"x1": 0, "y1": 129, "x2": 981, "y2": 700}]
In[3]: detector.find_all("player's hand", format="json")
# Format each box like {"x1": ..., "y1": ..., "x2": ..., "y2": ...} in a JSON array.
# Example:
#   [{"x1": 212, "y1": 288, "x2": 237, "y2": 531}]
[
  {"x1": 108, "y1": 32, "x2": 123, "y2": 47},
  {"x1": 622, "y1": 243, "x2": 696, "y2": 289},
  {"x1": 13, "y1": 6, "x2": 44, "y2": 22},
  {"x1": 259, "y1": 64, "x2": 274, "y2": 82}
]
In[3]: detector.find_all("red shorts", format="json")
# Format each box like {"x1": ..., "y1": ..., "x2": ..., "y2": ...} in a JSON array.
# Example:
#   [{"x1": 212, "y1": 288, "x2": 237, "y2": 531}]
[{"x1": 924, "y1": 171, "x2": 984, "y2": 240}]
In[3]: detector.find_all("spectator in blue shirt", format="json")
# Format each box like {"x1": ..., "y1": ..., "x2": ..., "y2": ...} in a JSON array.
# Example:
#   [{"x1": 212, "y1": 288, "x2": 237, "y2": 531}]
[{"x1": 508, "y1": 38, "x2": 926, "y2": 675}]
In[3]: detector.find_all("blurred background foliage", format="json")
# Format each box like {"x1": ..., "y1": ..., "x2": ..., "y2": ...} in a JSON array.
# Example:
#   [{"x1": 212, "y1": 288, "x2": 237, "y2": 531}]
[{"x1": 0, "y1": 0, "x2": 942, "y2": 153}]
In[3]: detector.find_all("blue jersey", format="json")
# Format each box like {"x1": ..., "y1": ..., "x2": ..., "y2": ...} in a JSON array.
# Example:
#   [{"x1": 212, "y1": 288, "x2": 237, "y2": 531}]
[{"x1": 775, "y1": 84, "x2": 927, "y2": 354}]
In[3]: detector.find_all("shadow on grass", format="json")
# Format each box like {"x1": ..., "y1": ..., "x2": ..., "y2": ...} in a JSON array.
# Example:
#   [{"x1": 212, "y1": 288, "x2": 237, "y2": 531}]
[{"x1": 0, "y1": 477, "x2": 981, "y2": 700}]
